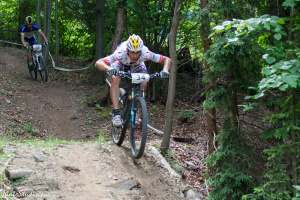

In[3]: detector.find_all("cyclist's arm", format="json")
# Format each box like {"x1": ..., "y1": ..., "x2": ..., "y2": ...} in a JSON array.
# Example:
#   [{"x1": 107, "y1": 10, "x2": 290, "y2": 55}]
[
  {"x1": 20, "y1": 33, "x2": 29, "y2": 47},
  {"x1": 95, "y1": 57, "x2": 111, "y2": 71},
  {"x1": 95, "y1": 50, "x2": 120, "y2": 71},
  {"x1": 38, "y1": 30, "x2": 48, "y2": 43},
  {"x1": 145, "y1": 49, "x2": 172, "y2": 72},
  {"x1": 162, "y1": 56, "x2": 171, "y2": 72}
]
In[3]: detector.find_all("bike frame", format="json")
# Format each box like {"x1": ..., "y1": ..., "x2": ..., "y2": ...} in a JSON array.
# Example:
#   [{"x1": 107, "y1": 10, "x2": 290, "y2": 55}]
[
  {"x1": 122, "y1": 84, "x2": 143, "y2": 129},
  {"x1": 31, "y1": 44, "x2": 43, "y2": 70},
  {"x1": 111, "y1": 71, "x2": 162, "y2": 158}
]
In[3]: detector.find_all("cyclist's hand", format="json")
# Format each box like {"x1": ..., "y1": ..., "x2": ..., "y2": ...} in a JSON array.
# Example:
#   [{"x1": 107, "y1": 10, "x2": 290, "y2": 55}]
[
  {"x1": 159, "y1": 70, "x2": 169, "y2": 78},
  {"x1": 107, "y1": 67, "x2": 119, "y2": 76}
]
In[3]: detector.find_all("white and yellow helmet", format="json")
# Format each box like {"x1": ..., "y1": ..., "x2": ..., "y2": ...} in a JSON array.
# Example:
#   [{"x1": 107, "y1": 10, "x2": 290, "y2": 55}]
[
  {"x1": 127, "y1": 34, "x2": 143, "y2": 52},
  {"x1": 25, "y1": 16, "x2": 33, "y2": 25}
]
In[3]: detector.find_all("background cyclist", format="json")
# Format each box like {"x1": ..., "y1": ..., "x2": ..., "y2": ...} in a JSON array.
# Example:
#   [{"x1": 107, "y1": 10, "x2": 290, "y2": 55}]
[{"x1": 20, "y1": 16, "x2": 48, "y2": 70}]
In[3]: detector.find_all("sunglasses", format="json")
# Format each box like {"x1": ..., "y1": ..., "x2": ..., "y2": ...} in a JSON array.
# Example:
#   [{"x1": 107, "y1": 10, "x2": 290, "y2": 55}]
[{"x1": 128, "y1": 50, "x2": 141, "y2": 55}]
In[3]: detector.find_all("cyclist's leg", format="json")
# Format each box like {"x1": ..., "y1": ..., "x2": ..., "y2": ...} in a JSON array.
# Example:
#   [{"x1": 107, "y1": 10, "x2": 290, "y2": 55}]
[
  {"x1": 27, "y1": 37, "x2": 36, "y2": 68},
  {"x1": 110, "y1": 61, "x2": 123, "y2": 127}
]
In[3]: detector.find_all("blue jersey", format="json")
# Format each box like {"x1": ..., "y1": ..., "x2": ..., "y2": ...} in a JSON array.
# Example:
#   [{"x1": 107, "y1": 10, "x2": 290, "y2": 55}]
[{"x1": 20, "y1": 23, "x2": 41, "y2": 45}]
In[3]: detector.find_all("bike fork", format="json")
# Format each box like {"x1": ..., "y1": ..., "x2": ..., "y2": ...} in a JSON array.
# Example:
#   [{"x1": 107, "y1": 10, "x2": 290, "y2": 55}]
[{"x1": 130, "y1": 92, "x2": 137, "y2": 128}]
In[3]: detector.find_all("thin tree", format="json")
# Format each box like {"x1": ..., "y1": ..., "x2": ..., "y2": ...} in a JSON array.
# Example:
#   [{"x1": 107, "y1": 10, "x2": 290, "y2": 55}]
[
  {"x1": 44, "y1": 0, "x2": 51, "y2": 64},
  {"x1": 200, "y1": 0, "x2": 217, "y2": 155},
  {"x1": 95, "y1": 0, "x2": 105, "y2": 84},
  {"x1": 111, "y1": 0, "x2": 126, "y2": 52},
  {"x1": 102, "y1": 0, "x2": 127, "y2": 106},
  {"x1": 36, "y1": 0, "x2": 41, "y2": 26},
  {"x1": 54, "y1": 0, "x2": 59, "y2": 64},
  {"x1": 160, "y1": 0, "x2": 181, "y2": 153},
  {"x1": 18, "y1": 0, "x2": 27, "y2": 29}
]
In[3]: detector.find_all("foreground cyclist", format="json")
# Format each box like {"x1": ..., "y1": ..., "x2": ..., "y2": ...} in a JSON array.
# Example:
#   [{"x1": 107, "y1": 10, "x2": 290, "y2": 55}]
[
  {"x1": 20, "y1": 16, "x2": 48, "y2": 70},
  {"x1": 95, "y1": 34, "x2": 171, "y2": 127}
]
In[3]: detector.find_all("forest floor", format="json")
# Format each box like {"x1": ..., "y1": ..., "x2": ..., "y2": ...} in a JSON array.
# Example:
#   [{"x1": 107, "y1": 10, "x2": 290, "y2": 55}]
[{"x1": 0, "y1": 46, "x2": 208, "y2": 199}]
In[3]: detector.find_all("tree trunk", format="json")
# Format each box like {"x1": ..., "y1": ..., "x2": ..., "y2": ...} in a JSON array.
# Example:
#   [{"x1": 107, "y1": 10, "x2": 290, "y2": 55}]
[
  {"x1": 44, "y1": 0, "x2": 51, "y2": 64},
  {"x1": 102, "y1": 0, "x2": 127, "y2": 106},
  {"x1": 200, "y1": 0, "x2": 217, "y2": 155},
  {"x1": 96, "y1": 0, "x2": 105, "y2": 84},
  {"x1": 55, "y1": 0, "x2": 59, "y2": 64},
  {"x1": 36, "y1": 0, "x2": 41, "y2": 26},
  {"x1": 18, "y1": 0, "x2": 27, "y2": 29},
  {"x1": 111, "y1": 0, "x2": 126, "y2": 52},
  {"x1": 160, "y1": 0, "x2": 181, "y2": 153}
]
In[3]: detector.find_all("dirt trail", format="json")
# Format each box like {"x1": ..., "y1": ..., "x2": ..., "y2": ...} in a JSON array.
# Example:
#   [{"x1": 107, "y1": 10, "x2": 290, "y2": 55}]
[
  {"x1": 0, "y1": 47, "x2": 105, "y2": 139},
  {"x1": 0, "y1": 47, "x2": 185, "y2": 199},
  {"x1": 4, "y1": 143, "x2": 183, "y2": 200}
]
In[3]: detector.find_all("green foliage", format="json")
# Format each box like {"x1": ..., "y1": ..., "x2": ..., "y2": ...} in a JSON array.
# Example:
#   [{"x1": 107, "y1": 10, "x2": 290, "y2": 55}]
[
  {"x1": 96, "y1": 129, "x2": 108, "y2": 144},
  {"x1": 22, "y1": 122, "x2": 38, "y2": 135},
  {"x1": 293, "y1": 185, "x2": 300, "y2": 200},
  {"x1": 283, "y1": 0, "x2": 300, "y2": 8},
  {"x1": 242, "y1": 145, "x2": 294, "y2": 200},
  {"x1": 177, "y1": 110, "x2": 196, "y2": 121},
  {"x1": 207, "y1": 121, "x2": 253, "y2": 200},
  {"x1": 205, "y1": 10, "x2": 300, "y2": 199}
]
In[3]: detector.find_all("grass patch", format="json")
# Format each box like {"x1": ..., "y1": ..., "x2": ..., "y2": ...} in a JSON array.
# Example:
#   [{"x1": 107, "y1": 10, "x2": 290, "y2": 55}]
[
  {"x1": 19, "y1": 136, "x2": 79, "y2": 150},
  {"x1": 150, "y1": 104, "x2": 159, "y2": 113},
  {"x1": 0, "y1": 136, "x2": 79, "y2": 153},
  {"x1": 22, "y1": 122, "x2": 39, "y2": 136},
  {"x1": 96, "y1": 129, "x2": 109, "y2": 144},
  {"x1": 163, "y1": 150, "x2": 183, "y2": 174},
  {"x1": 96, "y1": 105, "x2": 111, "y2": 119}
]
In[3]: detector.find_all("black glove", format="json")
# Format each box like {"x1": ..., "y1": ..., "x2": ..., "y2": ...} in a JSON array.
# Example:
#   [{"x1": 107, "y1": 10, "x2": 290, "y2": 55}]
[
  {"x1": 107, "y1": 67, "x2": 119, "y2": 76},
  {"x1": 160, "y1": 70, "x2": 169, "y2": 78}
]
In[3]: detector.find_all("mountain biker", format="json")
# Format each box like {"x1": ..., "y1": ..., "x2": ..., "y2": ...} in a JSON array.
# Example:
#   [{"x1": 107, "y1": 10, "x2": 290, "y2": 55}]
[
  {"x1": 95, "y1": 34, "x2": 171, "y2": 127},
  {"x1": 20, "y1": 16, "x2": 48, "y2": 70}
]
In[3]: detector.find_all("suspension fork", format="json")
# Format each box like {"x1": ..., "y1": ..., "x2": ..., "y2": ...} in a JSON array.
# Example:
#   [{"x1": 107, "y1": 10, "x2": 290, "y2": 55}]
[{"x1": 130, "y1": 89, "x2": 136, "y2": 127}]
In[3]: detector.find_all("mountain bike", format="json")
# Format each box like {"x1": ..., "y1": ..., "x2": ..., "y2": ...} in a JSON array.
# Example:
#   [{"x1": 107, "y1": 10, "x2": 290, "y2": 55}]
[
  {"x1": 111, "y1": 71, "x2": 161, "y2": 159},
  {"x1": 27, "y1": 43, "x2": 48, "y2": 82}
]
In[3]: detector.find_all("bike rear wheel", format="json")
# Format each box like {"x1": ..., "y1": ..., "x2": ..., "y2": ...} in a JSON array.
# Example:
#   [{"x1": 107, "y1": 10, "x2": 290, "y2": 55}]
[
  {"x1": 129, "y1": 96, "x2": 148, "y2": 159},
  {"x1": 38, "y1": 56, "x2": 48, "y2": 82}
]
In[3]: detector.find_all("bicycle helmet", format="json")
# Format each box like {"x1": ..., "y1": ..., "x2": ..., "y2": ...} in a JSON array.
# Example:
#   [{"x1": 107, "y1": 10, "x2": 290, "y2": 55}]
[
  {"x1": 127, "y1": 34, "x2": 143, "y2": 52},
  {"x1": 25, "y1": 16, "x2": 33, "y2": 25}
]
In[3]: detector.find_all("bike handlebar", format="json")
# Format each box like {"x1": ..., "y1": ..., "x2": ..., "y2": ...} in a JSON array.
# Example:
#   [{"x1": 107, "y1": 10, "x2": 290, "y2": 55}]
[
  {"x1": 26, "y1": 42, "x2": 48, "y2": 50},
  {"x1": 114, "y1": 71, "x2": 161, "y2": 79}
]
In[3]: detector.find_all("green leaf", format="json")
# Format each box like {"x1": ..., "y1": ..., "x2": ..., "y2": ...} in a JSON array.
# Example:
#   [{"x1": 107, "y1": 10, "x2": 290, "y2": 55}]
[
  {"x1": 282, "y1": 75, "x2": 299, "y2": 88},
  {"x1": 277, "y1": 18, "x2": 285, "y2": 25},
  {"x1": 274, "y1": 33, "x2": 282, "y2": 40},
  {"x1": 264, "y1": 23, "x2": 271, "y2": 30},
  {"x1": 283, "y1": 0, "x2": 297, "y2": 8},
  {"x1": 266, "y1": 56, "x2": 276, "y2": 64},
  {"x1": 262, "y1": 67, "x2": 272, "y2": 76},
  {"x1": 213, "y1": 25, "x2": 225, "y2": 31},
  {"x1": 228, "y1": 37, "x2": 239, "y2": 43},
  {"x1": 253, "y1": 92, "x2": 265, "y2": 99},
  {"x1": 239, "y1": 103, "x2": 255, "y2": 112},
  {"x1": 279, "y1": 62, "x2": 293, "y2": 70},
  {"x1": 279, "y1": 84, "x2": 289, "y2": 91},
  {"x1": 262, "y1": 54, "x2": 276, "y2": 64}
]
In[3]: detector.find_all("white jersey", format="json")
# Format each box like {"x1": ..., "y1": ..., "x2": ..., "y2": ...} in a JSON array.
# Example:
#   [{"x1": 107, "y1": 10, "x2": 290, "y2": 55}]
[{"x1": 101, "y1": 41, "x2": 166, "y2": 67}]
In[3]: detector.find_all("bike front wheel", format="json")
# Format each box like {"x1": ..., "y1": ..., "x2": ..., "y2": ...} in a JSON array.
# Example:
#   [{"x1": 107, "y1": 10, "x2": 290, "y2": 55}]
[
  {"x1": 27, "y1": 60, "x2": 37, "y2": 80},
  {"x1": 129, "y1": 96, "x2": 148, "y2": 159},
  {"x1": 112, "y1": 94, "x2": 128, "y2": 145}
]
